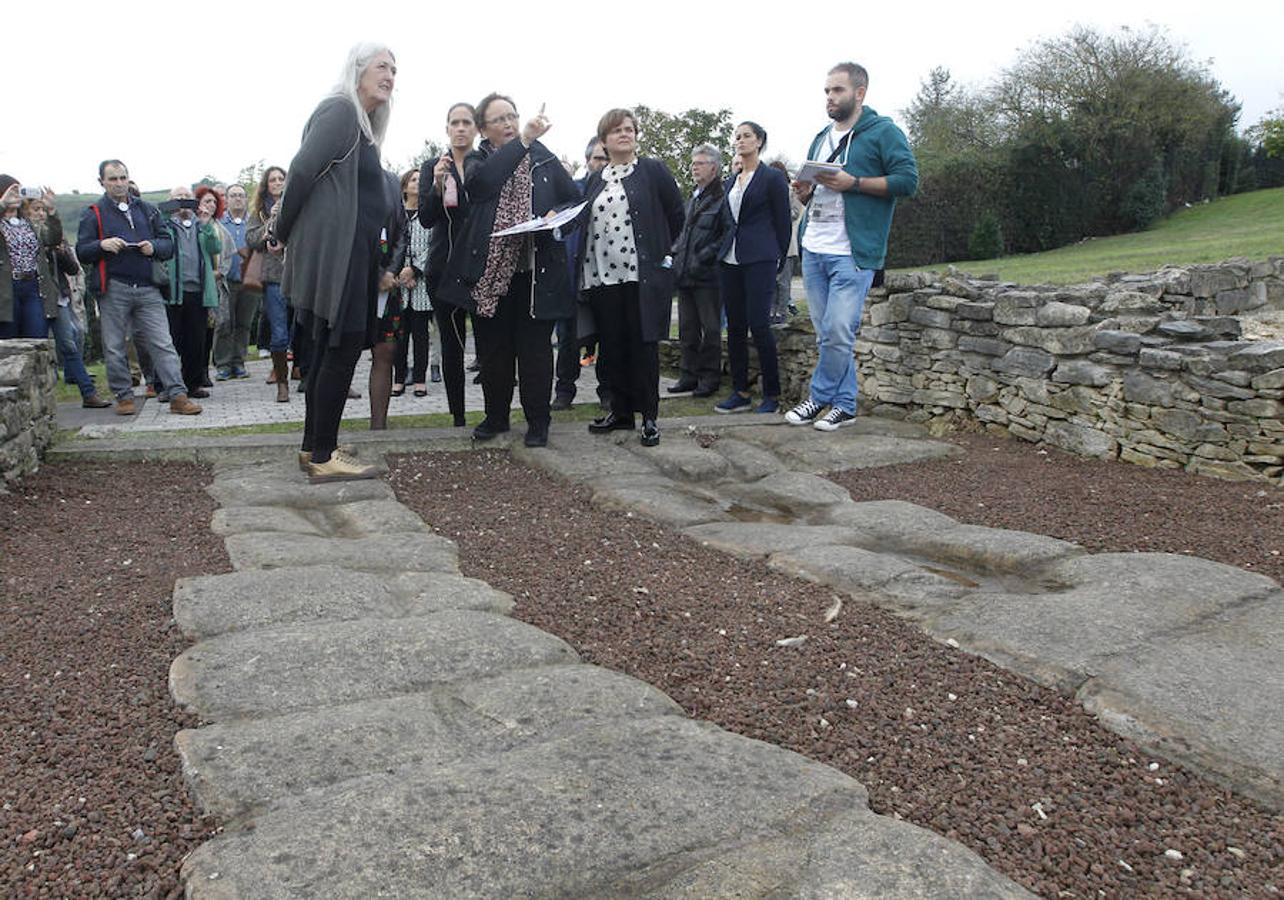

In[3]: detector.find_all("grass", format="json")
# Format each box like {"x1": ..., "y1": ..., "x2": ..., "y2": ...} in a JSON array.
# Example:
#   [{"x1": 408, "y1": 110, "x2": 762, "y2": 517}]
[{"x1": 907, "y1": 186, "x2": 1284, "y2": 285}]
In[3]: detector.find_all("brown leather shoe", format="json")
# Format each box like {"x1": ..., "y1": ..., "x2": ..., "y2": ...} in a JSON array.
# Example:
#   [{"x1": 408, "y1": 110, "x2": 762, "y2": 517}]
[
  {"x1": 82, "y1": 394, "x2": 112, "y2": 409},
  {"x1": 277, "y1": 380, "x2": 291, "y2": 403},
  {"x1": 115, "y1": 397, "x2": 137, "y2": 416},
  {"x1": 169, "y1": 394, "x2": 203, "y2": 416}
]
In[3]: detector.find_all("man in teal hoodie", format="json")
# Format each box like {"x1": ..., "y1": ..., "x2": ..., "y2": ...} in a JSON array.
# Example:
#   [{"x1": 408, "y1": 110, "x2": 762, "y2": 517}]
[{"x1": 785, "y1": 62, "x2": 918, "y2": 432}]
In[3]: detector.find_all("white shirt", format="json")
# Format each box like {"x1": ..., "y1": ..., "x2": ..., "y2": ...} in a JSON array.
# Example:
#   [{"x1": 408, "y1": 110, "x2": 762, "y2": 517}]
[
  {"x1": 802, "y1": 126, "x2": 852, "y2": 256},
  {"x1": 722, "y1": 166, "x2": 756, "y2": 265}
]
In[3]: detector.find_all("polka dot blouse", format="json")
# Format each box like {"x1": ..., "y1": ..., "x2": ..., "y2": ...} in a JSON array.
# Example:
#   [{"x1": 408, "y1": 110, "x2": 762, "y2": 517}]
[{"x1": 582, "y1": 161, "x2": 639, "y2": 290}]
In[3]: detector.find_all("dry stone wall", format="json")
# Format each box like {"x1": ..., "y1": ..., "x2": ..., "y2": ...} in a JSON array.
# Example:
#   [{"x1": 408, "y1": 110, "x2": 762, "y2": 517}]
[
  {"x1": 0, "y1": 339, "x2": 58, "y2": 488},
  {"x1": 856, "y1": 259, "x2": 1284, "y2": 484},
  {"x1": 662, "y1": 258, "x2": 1284, "y2": 485}
]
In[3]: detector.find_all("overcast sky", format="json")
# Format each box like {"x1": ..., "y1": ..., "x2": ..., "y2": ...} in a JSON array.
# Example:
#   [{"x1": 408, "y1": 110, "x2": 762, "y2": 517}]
[{"x1": 7, "y1": 0, "x2": 1281, "y2": 194}]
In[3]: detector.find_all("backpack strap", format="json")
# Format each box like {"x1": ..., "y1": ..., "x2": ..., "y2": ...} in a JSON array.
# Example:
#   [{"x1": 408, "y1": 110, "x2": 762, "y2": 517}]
[{"x1": 89, "y1": 204, "x2": 108, "y2": 293}]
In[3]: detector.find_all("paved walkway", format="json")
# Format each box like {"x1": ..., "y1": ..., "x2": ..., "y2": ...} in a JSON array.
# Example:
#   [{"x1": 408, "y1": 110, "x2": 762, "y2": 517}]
[
  {"x1": 57, "y1": 340, "x2": 602, "y2": 435},
  {"x1": 168, "y1": 451, "x2": 1028, "y2": 897}
]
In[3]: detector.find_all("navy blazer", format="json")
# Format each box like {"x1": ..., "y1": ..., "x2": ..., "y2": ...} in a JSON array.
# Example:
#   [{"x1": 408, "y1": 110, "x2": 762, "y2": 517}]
[{"x1": 717, "y1": 164, "x2": 791, "y2": 267}]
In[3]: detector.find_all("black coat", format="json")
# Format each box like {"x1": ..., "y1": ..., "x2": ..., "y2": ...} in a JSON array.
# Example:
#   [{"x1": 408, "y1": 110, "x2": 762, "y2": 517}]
[
  {"x1": 575, "y1": 157, "x2": 685, "y2": 343},
  {"x1": 717, "y1": 164, "x2": 791, "y2": 267},
  {"x1": 416, "y1": 155, "x2": 467, "y2": 296},
  {"x1": 434, "y1": 138, "x2": 581, "y2": 321},
  {"x1": 671, "y1": 178, "x2": 726, "y2": 289}
]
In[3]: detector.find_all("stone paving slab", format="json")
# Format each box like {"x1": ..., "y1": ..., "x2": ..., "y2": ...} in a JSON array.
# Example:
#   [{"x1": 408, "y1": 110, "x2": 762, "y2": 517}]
[
  {"x1": 591, "y1": 475, "x2": 730, "y2": 528},
  {"x1": 723, "y1": 470, "x2": 855, "y2": 516},
  {"x1": 768, "y1": 544, "x2": 969, "y2": 613},
  {"x1": 207, "y1": 475, "x2": 395, "y2": 509},
  {"x1": 1078, "y1": 596, "x2": 1284, "y2": 809},
  {"x1": 222, "y1": 531, "x2": 457, "y2": 573},
  {"x1": 175, "y1": 664, "x2": 684, "y2": 821},
  {"x1": 323, "y1": 499, "x2": 432, "y2": 536},
  {"x1": 922, "y1": 553, "x2": 1281, "y2": 692},
  {"x1": 728, "y1": 423, "x2": 961, "y2": 473},
  {"x1": 209, "y1": 506, "x2": 326, "y2": 537},
  {"x1": 707, "y1": 435, "x2": 790, "y2": 479},
  {"x1": 624, "y1": 439, "x2": 731, "y2": 482},
  {"x1": 172, "y1": 566, "x2": 511, "y2": 639},
  {"x1": 169, "y1": 611, "x2": 579, "y2": 721},
  {"x1": 682, "y1": 522, "x2": 859, "y2": 559},
  {"x1": 180, "y1": 717, "x2": 1028, "y2": 898}
]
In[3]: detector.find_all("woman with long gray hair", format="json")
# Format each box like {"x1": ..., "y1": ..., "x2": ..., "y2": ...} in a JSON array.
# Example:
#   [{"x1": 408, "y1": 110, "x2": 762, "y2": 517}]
[{"x1": 276, "y1": 42, "x2": 397, "y2": 482}]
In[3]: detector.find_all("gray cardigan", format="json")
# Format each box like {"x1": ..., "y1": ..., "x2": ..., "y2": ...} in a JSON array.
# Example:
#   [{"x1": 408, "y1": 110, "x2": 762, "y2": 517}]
[{"x1": 277, "y1": 95, "x2": 364, "y2": 327}]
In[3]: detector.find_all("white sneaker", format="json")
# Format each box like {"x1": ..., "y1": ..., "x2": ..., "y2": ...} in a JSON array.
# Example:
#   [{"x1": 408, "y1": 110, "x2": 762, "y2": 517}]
[
  {"x1": 813, "y1": 408, "x2": 856, "y2": 431},
  {"x1": 785, "y1": 398, "x2": 824, "y2": 425}
]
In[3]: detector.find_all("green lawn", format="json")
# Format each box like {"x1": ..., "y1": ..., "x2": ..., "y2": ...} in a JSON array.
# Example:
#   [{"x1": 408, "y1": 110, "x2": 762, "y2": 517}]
[{"x1": 908, "y1": 187, "x2": 1284, "y2": 285}]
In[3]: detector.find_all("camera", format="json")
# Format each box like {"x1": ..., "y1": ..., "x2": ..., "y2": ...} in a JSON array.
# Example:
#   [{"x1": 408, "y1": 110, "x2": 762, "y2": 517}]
[
  {"x1": 18, "y1": 186, "x2": 44, "y2": 200},
  {"x1": 158, "y1": 198, "x2": 200, "y2": 213}
]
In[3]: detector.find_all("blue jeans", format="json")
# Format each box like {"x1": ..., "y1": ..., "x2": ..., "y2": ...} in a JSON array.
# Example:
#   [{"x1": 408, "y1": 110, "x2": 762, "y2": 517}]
[
  {"x1": 0, "y1": 278, "x2": 48, "y2": 338},
  {"x1": 801, "y1": 249, "x2": 875, "y2": 414},
  {"x1": 98, "y1": 281, "x2": 187, "y2": 401},
  {"x1": 51, "y1": 303, "x2": 97, "y2": 398},
  {"x1": 264, "y1": 282, "x2": 290, "y2": 352}
]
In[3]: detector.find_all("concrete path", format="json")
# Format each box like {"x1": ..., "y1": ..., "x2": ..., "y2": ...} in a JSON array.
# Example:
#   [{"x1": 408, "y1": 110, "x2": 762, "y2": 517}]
[
  {"x1": 504, "y1": 418, "x2": 1283, "y2": 812},
  {"x1": 171, "y1": 453, "x2": 1029, "y2": 897}
]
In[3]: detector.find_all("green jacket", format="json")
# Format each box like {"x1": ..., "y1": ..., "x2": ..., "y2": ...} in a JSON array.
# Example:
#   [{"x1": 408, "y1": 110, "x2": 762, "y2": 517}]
[
  {"x1": 798, "y1": 106, "x2": 918, "y2": 270},
  {"x1": 164, "y1": 218, "x2": 221, "y2": 308}
]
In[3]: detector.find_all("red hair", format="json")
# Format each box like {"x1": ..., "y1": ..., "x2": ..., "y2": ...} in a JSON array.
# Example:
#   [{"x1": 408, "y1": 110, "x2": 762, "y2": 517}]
[{"x1": 194, "y1": 184, "x2": 225, "y2": 219}]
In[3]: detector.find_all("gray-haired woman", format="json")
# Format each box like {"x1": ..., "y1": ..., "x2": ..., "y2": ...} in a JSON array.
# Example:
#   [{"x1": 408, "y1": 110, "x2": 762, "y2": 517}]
[{"x1": 276, "y1": 42, "x2": 397, "y2": 482}]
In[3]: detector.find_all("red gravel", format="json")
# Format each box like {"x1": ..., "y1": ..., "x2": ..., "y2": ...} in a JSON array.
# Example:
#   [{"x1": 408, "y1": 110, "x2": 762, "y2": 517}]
[
  {"x1": 390, "y1": 450, "x2": 1282, "y2": 899},
  {"x1": 826, "y1": 430, "x2": 1284, "y2": 586},
  {"x1": 1, "y1": 462, "x2": 227, "y2": 898}
]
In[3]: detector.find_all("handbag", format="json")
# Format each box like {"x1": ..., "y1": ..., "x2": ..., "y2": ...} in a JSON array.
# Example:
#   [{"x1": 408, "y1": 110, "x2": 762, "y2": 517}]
[{"x1": 242, "y1": 249, "x2": 265, "y2": 292}]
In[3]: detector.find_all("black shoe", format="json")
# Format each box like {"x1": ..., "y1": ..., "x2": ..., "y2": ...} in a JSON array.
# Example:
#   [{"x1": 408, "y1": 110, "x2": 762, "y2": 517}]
[
  {"x1": 692, "y1": 385, "x2": 718, "y2": 398},
  {"x1": 667, "y1": 380, "x2": 697, "y2": 395},
  {"x1": 640, "y1": 419, "x2": 660, "y2": 447},
  {"x1": 588, "y1": 412, "x2": 635, "y2": 433},
  {"x1": 550, "y1": 393, "x2": 574, "y2": 411},
  {"x1": 524, "y1": 420, "x2": 549, "y2": 447},
  {"x1": 430, "y1": 364, "x2": 442, "y2": 383},
  {"x1": 473, "y1": 418, "x2": 510, "y2": 440}
]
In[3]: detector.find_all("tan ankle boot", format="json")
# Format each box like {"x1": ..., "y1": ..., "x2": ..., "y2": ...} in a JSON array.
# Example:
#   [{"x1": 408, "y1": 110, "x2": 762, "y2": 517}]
[{"x1": 272, "y1": 352, "x2": 290, "y2": 402}]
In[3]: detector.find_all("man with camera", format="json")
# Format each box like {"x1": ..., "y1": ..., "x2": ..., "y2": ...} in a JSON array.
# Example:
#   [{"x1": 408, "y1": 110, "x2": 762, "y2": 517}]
[{"x1": 76, "y1": 159, "x2": 201, "y2": 415}]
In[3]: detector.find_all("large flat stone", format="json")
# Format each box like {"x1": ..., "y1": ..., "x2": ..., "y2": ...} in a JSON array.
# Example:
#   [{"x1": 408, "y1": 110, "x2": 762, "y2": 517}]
[
  {"x1": 682, "y1": 522, "x2": 857, "y2": 559},
  {"x1": 817, "y1": 499, "x2": 959, "y2": 543},
  {"x1": 169, "y1": 611, "x2": 579, "y2": 721},
  {"x1": 172, "y1": 566, "x2": 511, "y2": 639},
  {"x1": 181, "y1": 717, "x2": 1027, "y2": 898},
  {"x1": 591, "y1": 476, "x2": 729, "y2": 528},
  {"x1": 909, "y1": 525, "x2": 1082, "y2": 575},
  {"x1": 708, "y1": 436, "x2": 788, "y2": 479},
  {"x1": 222, "y1": 532, "x2": 457, "y2": 574},
  {"x1": 514, "y1": 440, "x2": 659, "y2": 482},
  {"x1": 627, "y1": 439, "x2": 730, "y2": 482},
  {"x1": 325, "y1": 499, "x2": 431, "y2": 536},
  {"x1": 723, "y1": 471, "x2": 853, "y2": 516},
  {"x1": 210, "y1": 506, "x2": 327, "y2": 537},
  {"x1": 924, "y1": 553, "x2": 1279, "y2": 691},
  {"x1": 176, "y1": 664, "x2": 684, "y2": 820},
  {"x1": 207, "y1": 468, "x2": 395, "y2": 509},
  {"x1": 1078, "y1": 597, "x2": 1284, "y2": 811},
  {"x1": 768, "y1": 544, "x2": 966, "y2": 613}
]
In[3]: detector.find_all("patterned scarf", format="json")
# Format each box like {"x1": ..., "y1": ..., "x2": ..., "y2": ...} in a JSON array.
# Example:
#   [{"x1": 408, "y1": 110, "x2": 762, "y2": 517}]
[{"x1": 471, "y1": 153, "x2": 532, "y2": 317}]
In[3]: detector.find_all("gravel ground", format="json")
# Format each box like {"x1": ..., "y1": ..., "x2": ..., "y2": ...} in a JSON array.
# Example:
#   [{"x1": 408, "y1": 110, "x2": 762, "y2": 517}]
[
  {"x1": 1, "y1": 462, "x2": 226, "y2": 898},
  {"x1": 390, "y1": 450, "x2": 1282, "y2": 899},
  {"x1": 826, "y1": 430, "x2": 1284, "y2": 586}
]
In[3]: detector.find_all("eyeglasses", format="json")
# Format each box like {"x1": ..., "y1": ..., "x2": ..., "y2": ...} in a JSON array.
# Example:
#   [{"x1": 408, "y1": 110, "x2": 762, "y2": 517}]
[
  {"x1": 486, "y1": 112, "x2": 519, "y2": 126},
  {"x1": 591, "y1": 155, "x2": 610, "y2": 163}
]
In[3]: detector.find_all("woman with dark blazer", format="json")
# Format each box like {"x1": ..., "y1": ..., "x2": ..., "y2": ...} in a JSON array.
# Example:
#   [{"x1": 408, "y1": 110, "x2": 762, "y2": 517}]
[
  {"x1": 434, "y1": 93, "x2": 580, "y2": 448},
  {"x1": 714, "y1": 121, "x2": 792, "y2": 414},
  {"x1": 577, "y1": 108, "x2": 685, "y2": 447},
  {"x1": 417, "y1": 102, "x2": 478, "y2": 428},
  {"x1": 276, "y1": 42, "x2": 397, "y2": 482}
]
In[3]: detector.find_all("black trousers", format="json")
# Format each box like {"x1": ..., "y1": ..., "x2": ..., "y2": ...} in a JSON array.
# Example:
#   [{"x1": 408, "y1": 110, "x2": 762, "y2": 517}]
[
  {"x1": 435, "y1": 304, "x2": 468, "y2": 426},
  {"x1": 471, "y1": 272, "x2": 553, "y2": 427},
  {"x1": 166, "y1": 290, "x2": 208, "y2": 394},
  {"x1": 554, "y1": 314, "x2": 581, "y2": 399},
  {"x1": 395, "y1": 307, "x2": 433, "y2": 385},
  {"x1": 677, "y1": 283, "x2": 723, "y2": 392},
  {"x1": 588, "y1": 282, "x2": 659, "y2": 421},
  {"x1": 720, "y1": 260, "x2": 780, "y2": 397},
  {"x1": 300, "y1": 327, "x2": 365, "y2": 463}
]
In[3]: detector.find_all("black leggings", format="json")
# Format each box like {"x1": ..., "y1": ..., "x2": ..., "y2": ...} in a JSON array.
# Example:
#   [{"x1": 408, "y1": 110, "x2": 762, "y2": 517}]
[
  {"x1": 301, "y1": 327, "x2": 366, "y2": 464},
  {"x1": 588, "y1": 282, "x2": 659, "y2": 421},
  {"x1": 434, "y1": 304, "x2": 468, "y2": 426}
]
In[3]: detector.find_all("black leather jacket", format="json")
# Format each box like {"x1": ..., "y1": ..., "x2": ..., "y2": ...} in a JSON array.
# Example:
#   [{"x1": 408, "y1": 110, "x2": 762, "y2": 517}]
[{"x1": 671, "y1": 179, "x2": 726, "y2": 289}]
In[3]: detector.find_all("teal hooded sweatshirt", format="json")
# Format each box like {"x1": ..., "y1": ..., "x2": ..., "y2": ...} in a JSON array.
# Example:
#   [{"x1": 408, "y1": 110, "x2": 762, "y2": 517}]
[{"x1": 797, "y1": 106, "x2": 918, "y2": 270}]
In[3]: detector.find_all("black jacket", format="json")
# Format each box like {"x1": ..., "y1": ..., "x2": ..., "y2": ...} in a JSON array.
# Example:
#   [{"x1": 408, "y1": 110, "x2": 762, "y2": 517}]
[
  {"x1": 575, "y1": 157, "x2": 685, "y2": 343},
  {"x1": 717, "y1": 164, "x2": 791, "y2": 267},
  {"x1": 671, "y1": 178, "x2": 726, "y2": 289},
  {"x1": 434, "y1": 138, "x2": 581, "y2": 320},
  {"x1": 416, "y1": 155, "x2": 468, "y2": 295}
]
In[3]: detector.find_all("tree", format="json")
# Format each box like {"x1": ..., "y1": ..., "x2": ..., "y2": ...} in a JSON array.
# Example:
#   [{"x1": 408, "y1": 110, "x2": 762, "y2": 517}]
[
  {"x1": 902, "y1": 67, "x2": 999, "y2": 163},
  {"x1": 632, "y1": 105, "x2": 734, "y2": 194},
  {"x1": 236, "y1": 159, "x2": 265, "y2": 192},
  {"x1": 967, "y1": 211, "x2": 1005, "y2": 260},
  {"x1": 1248, "y1": 106, "x2": 1284, "y2": 159},
  {"x1": 405, "y1": 139, "x2": 445, "y2": 173}
]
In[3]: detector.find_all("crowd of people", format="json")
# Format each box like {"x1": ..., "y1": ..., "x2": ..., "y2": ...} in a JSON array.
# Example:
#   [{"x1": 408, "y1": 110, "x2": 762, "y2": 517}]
[{"x1": 0, "y1": 47, "x2": 917, "y2": 483}]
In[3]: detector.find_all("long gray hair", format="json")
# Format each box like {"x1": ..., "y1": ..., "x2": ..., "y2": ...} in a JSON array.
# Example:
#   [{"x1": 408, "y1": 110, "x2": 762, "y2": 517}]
[{"x1": 332, "y1": 42, "x2": 395, "y2": 148}]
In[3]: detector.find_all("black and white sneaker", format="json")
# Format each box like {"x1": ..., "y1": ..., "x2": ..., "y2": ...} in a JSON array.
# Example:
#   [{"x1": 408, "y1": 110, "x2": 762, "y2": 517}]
[
  {"x1": 784, "y1": 398, "x2": 824, "y2": 425},
  {"x1": 813, "y1": 407, "x2": 857, "y2": 431}
]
